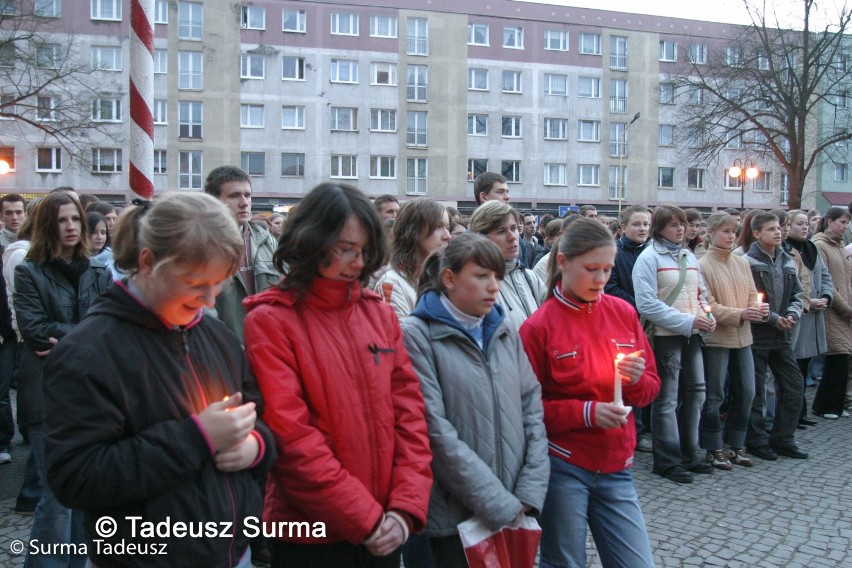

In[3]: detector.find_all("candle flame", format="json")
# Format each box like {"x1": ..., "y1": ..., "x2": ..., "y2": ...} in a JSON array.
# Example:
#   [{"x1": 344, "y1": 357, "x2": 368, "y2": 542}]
[
  {"x1": 757, "y1": 292, "x2": 764, "y2": 303},
  {"x1": 615, "y1": 353, "x2": 625, "y2": 361},
  {"x1": 705, "y1": 305, "x2": 712, "y2": 314}
]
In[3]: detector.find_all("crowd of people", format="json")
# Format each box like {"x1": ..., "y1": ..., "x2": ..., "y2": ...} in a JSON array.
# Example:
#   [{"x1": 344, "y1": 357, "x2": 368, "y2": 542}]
[{"x1": 0, "y1": 168, "x2": 848, "y2": 568}]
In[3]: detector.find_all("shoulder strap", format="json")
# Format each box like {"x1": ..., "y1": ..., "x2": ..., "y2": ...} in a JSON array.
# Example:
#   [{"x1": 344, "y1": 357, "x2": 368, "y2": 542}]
[{"x1": 662, "y1": 252, "x2": 688, "y2": 307}]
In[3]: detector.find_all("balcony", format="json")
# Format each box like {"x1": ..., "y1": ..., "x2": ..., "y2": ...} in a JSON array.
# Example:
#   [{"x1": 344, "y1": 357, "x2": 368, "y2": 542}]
[
  {"x1": 610, "y1": 53, "x2": 627, "y2": 71},
  {"x1": 610, "y1": 96, "x2": 627, "y2": 114},
  {"x1": 610, "y1": 141, "x2": 627, "y2": 157}
]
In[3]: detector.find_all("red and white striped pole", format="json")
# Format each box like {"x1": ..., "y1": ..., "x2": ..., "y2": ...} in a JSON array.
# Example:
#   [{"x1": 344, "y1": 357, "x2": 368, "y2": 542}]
[{"x1": 128, "y1": 0, "x2": 154, "y2": 201}]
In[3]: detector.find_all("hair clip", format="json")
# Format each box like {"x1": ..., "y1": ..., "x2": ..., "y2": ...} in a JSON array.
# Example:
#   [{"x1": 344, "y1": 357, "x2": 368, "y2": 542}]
[{"x1": 131, "y1": 198, "x2": 153, "y2": 210}]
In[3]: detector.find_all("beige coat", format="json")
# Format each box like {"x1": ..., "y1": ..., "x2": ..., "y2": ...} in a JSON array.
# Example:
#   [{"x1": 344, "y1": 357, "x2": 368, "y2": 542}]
[
  {"x1": 812, "y1": 232, "x2": 852, "y2": 354},
  {"x1": 698, "y1": 245, "x2": 759, "y2": 349}
]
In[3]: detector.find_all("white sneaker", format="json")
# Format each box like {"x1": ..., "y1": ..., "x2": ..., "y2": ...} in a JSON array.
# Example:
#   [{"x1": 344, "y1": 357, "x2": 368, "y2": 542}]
[
  {"x1": 0, "y1": 451, "x2": 11, "y2": 464},
  {"x1": 819, "y1": 413, "x2": 840, "y2": 420},
  {"x1": 841, "y1": 410, "x2": 850, "y2": 418}
]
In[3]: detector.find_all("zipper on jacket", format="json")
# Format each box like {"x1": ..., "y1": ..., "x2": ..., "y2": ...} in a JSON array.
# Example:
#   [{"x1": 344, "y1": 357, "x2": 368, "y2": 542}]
[
  {"x1": 344, "y1": 313, "x2": 380, "y2": 496},
  {"x1": 555, "y1": 349, "x2": 578, "y2": 359}
]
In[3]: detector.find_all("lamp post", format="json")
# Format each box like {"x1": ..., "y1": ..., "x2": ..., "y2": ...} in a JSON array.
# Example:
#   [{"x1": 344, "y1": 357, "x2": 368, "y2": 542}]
[
  {"x1": 728, "y1": 159, "x2": 759, "y2": 210},
  {"x1": 618, "y1": 112, "x2": 641, "y2": 215},
  {"x1": 0, "y1": 160, "x2": 9, "y2": 175}
]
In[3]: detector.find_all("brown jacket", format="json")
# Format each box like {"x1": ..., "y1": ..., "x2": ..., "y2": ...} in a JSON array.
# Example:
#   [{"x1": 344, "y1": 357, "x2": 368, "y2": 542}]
[
  {"x1": 812, "y1": 232, "x2": 852, "y2": 354},
  {"x1": 699, "y1": 245, "x2": 759, "y2": 349}
]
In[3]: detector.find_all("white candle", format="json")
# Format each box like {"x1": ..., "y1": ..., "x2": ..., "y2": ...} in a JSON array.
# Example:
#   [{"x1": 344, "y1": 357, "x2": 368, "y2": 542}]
[
  {"x1": 757, "y1": 292, "x2": 764, "y2": 304},
  {"x1": 614, "y1": 353, "x2": 625, "y2": 405}
]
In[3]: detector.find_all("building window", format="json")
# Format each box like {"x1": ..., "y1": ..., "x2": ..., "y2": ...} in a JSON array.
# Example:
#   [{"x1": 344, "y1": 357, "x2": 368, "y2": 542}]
[
  {"x1": 610, "y1": 79, "x2": 627, "y2": 113},
  {"x1": 153, "y1": 149, "x2": 166, "y2": 174},
  {"x1": 468, "y1": 23, "x2": 489, "y2": 46},
  {"x1": 91, "y1": 46, "x2": 122, "y2": 71},
  {"x1": 468, "y1": 113, "x2": 487, "y2": 136},
  {"x1": 154, "y1": 49, "x2": 168, "y2": 74},
  {"x1": 178, "y1": 2, "x2": 203, "y2": 40},
  {"x1": 502, "y1": 160, "x2": 521, "y2": 182},
  {"x1": 0, "y1": 44, "x2": 13, "y2": 68},
  {"x1": 240, "y1": 152, "x2": 265, "y2": 176},
  {"x1": 331, "y1": 155, "x2": 357, "y2": 178},
  {"x1": 468, "y1": 158, "x2": 487, "y2": 180},
  {"x1": 609, "y1": 166, "x2": 626, "y2": 200},
  {"x1": 282, "y1": 105, "x2": 305, "y2": 129},
  {"x1": 241, "y1": 6, "x2": 264, "y2": 30},
  {"x1": 544, "y1": 163, "x2": 567, "y2": 185},
  {"x1": 0, "y1": 147, "x2": 13, "y2": 171},
  {"x1": 153, "y1": 99, "x2": 167, "y2": 124},
  {"x1": 406, "y1": 110, "x2": 427, "y2": 147},
  {"x1": 544, "y1": 118, "x2": 568, "y2": 140},
  {"x1": 282, "y1": 9, "x2": 306, "y2": 33},
  {"x1": 578, "y1": 76, "x2": 601, "y2": 98},
  {"x1": 579, "y1": 33, "x2": 601, "y2": 55},
  {"x1": 501, "y1": 115, "x2": 522, "y2": 138},
  {"x1": 153, "y1": 0, "x2": 167, "y2": 24},
  {"x1": 724, "y1": 169, "x2": 742, "y2": 189},
  {"x1": 659, "y1": 124, "x2": 675, "y2": 146},
  {"x1": 726, "y1": 46, "x2": 743, "y2": 67},
  {"x1": 282, "y1": 56, "x2": 306, "y2": 80},
  {"x1": 658, "y1": 167, "x2": 675, "y2": 188},
  {"x1": 407, "y1": 17, "x2": 428, "y2": 55},
  {"x1": 659, "y1": 40, "x2": 677, "y2": 62},
  {"x1": 36, "y1": 44, "x2": 61, "y2": 69},
  {"x1": 92, "y1": 148, "x2": 122, "y2": 173},
  {"x1": 757, "y1": 51, "x2": 770, "y2": 70},
  {"x1": 370, "y1": 109, "x2": 396, "y2": 132},
  {"x1": 0, "y1": 0, "x2": 13, "y2": 15},
  {"x1": 178, "y1": 51, "x2": 202, "y2": 90},
  {"x1": 407, "y1": 158, "x2": 428, "y2": 195},
  {"x1": 688, "y1": 168, "x2": 705, "y2": 189},
  {"x1": 578, "y1": 120, "x2": 600, "y2": 142},
  {"x1": 91, "y1": 98, "x2": 121, "y2": 122},
  {"x1": 610, "y1": 123, "x2": 626, "y2": 157},
  {"x1": 91, "y1": 0, "x2": 121, "y2": 20},
  {"x1": 370, "y1": 62, "x2": 397, "y2": 85},
  {"x1": 282, "y1": 153, "x2": 305, "y2": 177},
  {"x1": 331, "y1": 12, "x2": 359, "y2": 36},
  {"x1": 36, "y1": 147, "x2": 61, "y2": 172},
  {"x1": 780, "y1": 174, "x2": 789, "y2": 204},
  {"x1": 689, "y1": 43, "x2": 707, "y2": 64},
  {"x1": 610, "y1": 36, "x2": 627, "y2": 70},
  {"x1": 502, "y1": 70, "x2": 522, "y2": 93},
  {"x1": 0, "y1": 93, "x2": 16, "y2": 118},
  {"x1": 330, "y1": 107, "x2": 357, "y2": 131},
  {"x1": 35, "y1": 0, "x2": 62, "y2": 18},
  {"x1": 178, "y1": 100, "x2": 202, "y2": 139},
  {"x1": 330, "y1": 59, "x2": 358, "y2": 83},
  {"x1": 726, "y1": 130, "x2": 742, "y2": 149},
  {"x1": 406, "y1": 65, "x2": 427, "y2": 102},
  {"x1": 544, "y1": 30, "x2": 569, "y2": 51},
  {"x1": 660, "y1": 83, "x2": 675, "y2": 104},
  {"x1": 240, "y1": 104, "x2": 264, "y2": 128},
  {"x1": 370, "y1": 156, "x2": 396, "y2": 179},
  {"x1": 753, "y1": 171, "x2": 771, "y2": 191},
  {"x1": 543, "y1": 73, "x2": 567, "y2": 96},
  {"x1": 370, "y1": 15, "x2": 397, "y2": 38},
  {"x1": 577, "y1": 164, "x2": 599, "y2": 186},
  {"x1": 503, "y1": 26, "x2": 524, "y2": 49},
  {"x1": 838, "y1": 91, "x2": 848, "y2": 108},
  {"x1": 685, "y1": 86, "x2": 704, "y2": 105},
  {"x1": 468, "y1": 68, "x2": 488, "y2": 91},
  {"x1": 241, "y1": 54, "x2": 264, "y2": 79},
  {"x1": 37, "y1": 96, "x2": 57, "y2": 121},
  {"x1": 179, "y1": 150, "x2": 202, "y2": 189},
  {"x1": 726, "y1": 87, "x2": 743, "y2": 102}
]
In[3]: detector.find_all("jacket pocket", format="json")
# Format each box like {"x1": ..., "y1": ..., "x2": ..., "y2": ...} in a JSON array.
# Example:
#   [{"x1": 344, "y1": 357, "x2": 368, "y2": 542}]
[{"x1": 548, "y1": 344, "x2": 584, "y2": 386}]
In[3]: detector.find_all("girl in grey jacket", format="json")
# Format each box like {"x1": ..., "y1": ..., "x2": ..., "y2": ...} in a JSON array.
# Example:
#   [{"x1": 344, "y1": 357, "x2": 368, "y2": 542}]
[{"x1": 402, "y1": 234, "x2": 549, "y2": 567}]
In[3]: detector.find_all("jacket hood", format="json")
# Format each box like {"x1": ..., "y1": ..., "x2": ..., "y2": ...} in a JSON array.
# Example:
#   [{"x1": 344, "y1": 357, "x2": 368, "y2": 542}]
[
  {"x1": 86, "y1": 280, "x2": 203, "y2": 331},
  {"x1": 4, "y1": 239, "x2": 29, "y2": 254},
  {"x1": 410, "y1": 290, "x2": 504, "y2": 347},
  {"x1": 812, "y1": 231, "x2": 843, "y2": 247}
]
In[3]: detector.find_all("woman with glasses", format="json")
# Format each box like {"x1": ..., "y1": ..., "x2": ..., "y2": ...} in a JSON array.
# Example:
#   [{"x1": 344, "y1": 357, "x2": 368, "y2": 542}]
[
  {"x1": 243, "y1": 182, "x2": 433, "y2": 568},
  {"x1": 633, "y1": 204, "x2": 715, "y2": 484}
]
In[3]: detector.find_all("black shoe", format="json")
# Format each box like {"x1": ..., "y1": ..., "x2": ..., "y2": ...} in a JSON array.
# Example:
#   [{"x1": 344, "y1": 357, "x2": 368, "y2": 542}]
[
  {"x1": 746, "y1": 445, "x2": 778, "y2": 461},
  {"x1": 688, "y1": 462, "x2": 714, "y2": 474},
  {"x1": 799, "y1": 417, "x2": 818, "y2": 426},
  {"x1": 660, "y1": 466, "x2": 693, "y2": 484},
  {"x1": 771, "y1": 445, "x2": 808, "y2": 459},
  {"x1": 797, "y1": 424, "x2": 806, "y2": 430}
]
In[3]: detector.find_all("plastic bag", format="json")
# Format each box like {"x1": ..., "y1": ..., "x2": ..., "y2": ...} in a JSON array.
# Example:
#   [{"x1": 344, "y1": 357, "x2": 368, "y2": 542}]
[{"x1": 458, "y1": 515, "x2": 542, "y2": 568}]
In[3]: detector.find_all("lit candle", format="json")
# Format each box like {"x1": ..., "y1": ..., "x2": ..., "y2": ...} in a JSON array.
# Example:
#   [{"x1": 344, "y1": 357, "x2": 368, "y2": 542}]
[
  {"x1": 757, "y1": 292, "x2": 764, "y2": 304},
  {"x1": 614, "y1": 353, "x2": 625, "y2": 406},
  {"x1": 223, "y1": 395, "x2": 231, "y2": 412},
  {"x1": 704, "y1": 305, "x2": 713, "y2": 318}
]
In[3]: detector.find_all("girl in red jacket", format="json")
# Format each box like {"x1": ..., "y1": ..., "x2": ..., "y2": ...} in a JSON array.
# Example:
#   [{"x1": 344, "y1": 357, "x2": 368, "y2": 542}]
[
  {"x1": 243, "y1": 182, "x2": 432, "y2": 568},
  {"x1": 520, "y1": 218, "x2": 660, "y2": 568}
]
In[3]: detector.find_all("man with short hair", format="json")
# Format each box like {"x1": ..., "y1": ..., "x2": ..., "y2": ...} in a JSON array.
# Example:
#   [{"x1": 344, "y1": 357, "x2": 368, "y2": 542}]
[
  {"x1": 204, "y1": 166, "x2": 280, "y2": 343},
  {"x1": 374, "y1": 194, "x2": 400, "y2": 220},
  {"x1": 520, "y1": 212, "x2": 542, "y2": 268},
  {"x1": 473, "y1": 172, "x2": 510, "y2": 205},
  {"x1": 579, "y1": 204, "x2": 598, "y2": 220},
  {"x1": 0, "y1": 194, "x2": 26, "y2": 250}
]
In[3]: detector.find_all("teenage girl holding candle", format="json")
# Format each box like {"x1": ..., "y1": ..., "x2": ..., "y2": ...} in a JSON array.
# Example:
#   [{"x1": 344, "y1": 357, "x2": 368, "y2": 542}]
[{"x1": 520, "y1": 218, "x2": 660, "y2": 568}]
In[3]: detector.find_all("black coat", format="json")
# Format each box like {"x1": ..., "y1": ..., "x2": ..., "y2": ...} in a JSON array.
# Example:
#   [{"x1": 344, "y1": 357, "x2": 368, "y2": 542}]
[
  {"x1": 44, "y1": 281, "x2": 275, "y2": 568},
  {"x1": 605, "y1": 236, "x2": 648, "y2": 310}
]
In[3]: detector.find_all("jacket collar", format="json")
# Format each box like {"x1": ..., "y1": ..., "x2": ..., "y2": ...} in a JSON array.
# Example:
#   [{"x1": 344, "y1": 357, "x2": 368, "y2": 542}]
[
  {"x1": 411, "y1": 290, "x2": 505, "y2": 349},
  {"x1": 554, "y1": 284, "x2": 600, "y2": 313},
  {"x1": 707, "y1": 244, "x2": 733, "y2": 261},
  {"x1": 86, "y1": 280, "x2": 204, "y2": 332},
  {"x1": 618, "y1": 235, "x2": 647, "y2": 252},
  {"x1": 306, "y1": 277, "x2": 362, "y2": 310}
]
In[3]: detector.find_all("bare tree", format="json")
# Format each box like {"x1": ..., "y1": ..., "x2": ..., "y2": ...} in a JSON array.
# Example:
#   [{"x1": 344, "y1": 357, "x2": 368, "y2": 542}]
[
  {"x1": 665, "y1": 0, "x2": 852, "y2": 209},
  {"x1": 0, "y1": 0, "x2": 124, "y2": 168}
]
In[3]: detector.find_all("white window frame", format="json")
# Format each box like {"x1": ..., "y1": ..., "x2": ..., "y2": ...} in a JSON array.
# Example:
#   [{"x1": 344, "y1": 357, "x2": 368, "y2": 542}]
[
  {"x1": 36, "y1": 96, "x2": 56, "y2": 121},
  {"x1": 659, "y1": 40, "x2": 677, "y2": 62},
  {"x1": 370, "y1": 109, "x2": 396, "y2": 132},
  {"x1": 153, "y1": 99, "x2": 167, "y2": 125},
  {"x1": 406, "y1": 65, "x2": 427, "y2": 102},
  {"x1": 154, "y1": 0, "x2": 167, "y2": 24},
  {"x1": 370, "y1": 62, "x2": 397, "y2": 86},
  {"x1": 579, "y1": 33, "x2": 601, "y2": 55},
  {"x1": 240, "y1": 152, "x2": 265, "y2": 176},
  {"x1": 407, "y1": 17, "x2": 428, "y2": 56},
  {"x1": 577, "y1": 164, "x2": 600, "y2": 186},
  {"x1": 154, "y1": 49, "x2": 167, "y2": 74},
  {"x1": 241, "y1": 54, "x2": 264, "y2": 79},
  {"x1": 241, "y1": 5, "x2": 265, "y2": 30},
  {"x1": 153, "y1": 149, "x2": 166, "y2": 174},
  {"x1": 179, "y1": 150, "x2": 203, "y2": 189},
  {"x1": 577, "y1": 120, "x2": 600, "y2": 142},
  {"x1": 468, "y1": 68, "x2": 488, "y2": 91},
  {"x1": 544, "y1": 163, "x2": 567, "y2": 186},
  {"x1": 240, "y1": 104, "x2": 264, "y2": 128},
  {"x1": 502, "y1": 160, "x2": 521, "y2": 183},
  {"x1": 282, "y1": 56, "x2": 305, "y2": 81},
  {"x1": 685, "y1": 86, "x2": 704, "y2": 105},
  {"x1": 330, "y1": 59, "x2": 358, "y2": 84},
  {"x1": 544, "y1": 30, "x2": 569, "y2": 51},
  {"x1": 501, "y1": 115, "x2": 522, "y2": 138},
  {"x1": 543, "y1": 73, "x2": 567, "y2": 96},
  {"x1": 724, "y1": 169, "x2": 742, "y2": 189},
  {"x1": 282, "y1": 9, "x2": 306, "y2": 33},
  {"x1": 688, "y1": 168, "x2": 705, "y2": 189},
  {"x1": 503, "y1": 26, "x2": 524, "y2": 49},
  {"x1": 658, "y1": 167, "x2": 675, "y2": 188},
  {"x1": 92, "y1": 148, "x2": 122, "y2": 173},
  {"x1": 36, "y1": 44, "x2": 61, "y2": 69},
  {"x1": 544, "y1": 117, "x2": 568, "y2": 140},
  {"x1": 178, "y1": 51, "x2": 203, "y2": 90},
  {"x1": 407, "y1": 158, "x2": 428, "y2": 195},
  {"x1": 36, "y1": 147, "x2": 61, "y2": 172},
  {"x1": 369, "y1": 155, "x2": 396, "y2": 179},
  {"x1": 370, "y1": 15, "x2": 397, "y2": 38},
  {"x1": 753, "y1": 171, "x2": 771, "y2": 192},
  {"x1": 726, "y1": 130, "x2": 742, "y2": 149},
  {"x1": 660, "y1": 82, "x2": 675, "y2": 104},
  {"x1": 502, "y1": 70, "x2": 522, "y2": 93},
  {"x1": 178, "y1": 100, "x2": 202, "y2": 139},
  {"x1": 330, "y1": 107, "x2": 357, "y2": 131},
  {"x1": 726, "y1": 46, "x2": 743, "y2": 67},
  {"x1": 468, "y1": 158, "x2": 487, "y2": 181},
  {"x1": 282, "y1": 105, "x2": 305, "y2": 130},
  {"x1": 468, "y1": 23, "x2": 489, "y2": 46},
  {"x1": 331, "y1": 12, "x2": 359, "y2": 36},
  {"x1": 406, "y1": 110, "x2": 428, "y2": 147},
  {"x1": 330, "y1": 155, "x2": 358, "y2": 179},
  {"x1": 578, "y1": 76, "x2": 601, "y2": 98},
  {"x1": 92, "y1": 98, "x2": 121, "y2": 122},
  {"x1": 91, "y1": 0, "x2": 121, "y2": 21},
  {"x1": 659, "y1": 124, "x2": 675, "y2": 146},
  {"x1": 468, "y1": 113, "x2": 487, "y2": 136},
  {"x1": 35, "y1": 0, "x2": 62, "y2": 18},
  {"x1": 91, "y1": 46, "x2": 122, "y2": 71},
  {"x1": 178, "y1": 2, "x2": 203, "y2": 41},
  {"x1": 689, "y1": 43, "x2": 707, "y2": 64},
  {"x1": 282, "y1": 153, "x2": 305, "y2": 177}
]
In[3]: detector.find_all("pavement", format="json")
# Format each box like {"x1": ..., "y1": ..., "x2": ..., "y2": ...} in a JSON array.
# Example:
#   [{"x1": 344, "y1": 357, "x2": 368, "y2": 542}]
[{"x1": 1, "y1": 390, "x2": 850, "y2": 567}]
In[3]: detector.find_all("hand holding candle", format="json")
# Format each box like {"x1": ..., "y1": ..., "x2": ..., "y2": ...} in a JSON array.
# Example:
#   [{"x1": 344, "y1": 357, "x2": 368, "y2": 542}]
[
  {"x1": 197, "y1": 392, "x2": 257, "y2": 452},
  {"x1": 756, "y1": 292, "x2": 770, "y2": 319}
]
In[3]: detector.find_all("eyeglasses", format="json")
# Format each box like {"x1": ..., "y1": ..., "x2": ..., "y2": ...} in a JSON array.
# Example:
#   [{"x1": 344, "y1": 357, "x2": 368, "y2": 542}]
[{"x1": 331, "y1": 246, "x2": 366, "y2": 263}]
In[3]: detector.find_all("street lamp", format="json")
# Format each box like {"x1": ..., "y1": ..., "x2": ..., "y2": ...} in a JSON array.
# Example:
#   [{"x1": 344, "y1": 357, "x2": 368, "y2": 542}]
[
  {"x1": 618, "y1": 112, "x2": 641, "y2": 215},
  {"x1": 729, "y1": 159, "x2": 759, "y2": 210},
  {"x1": 0, "y1": 160, "x2": 9, "y2": 175}
]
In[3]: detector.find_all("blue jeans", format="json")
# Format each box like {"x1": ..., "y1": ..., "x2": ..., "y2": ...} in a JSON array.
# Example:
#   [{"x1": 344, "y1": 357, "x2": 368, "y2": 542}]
[
  {"x1": 701, "y1": 346, "x2": 755, "y2": 451},
  {"x1": 24, "y1": 423, "x2": 86, "y2": 568},
  {"x1": 651, "y1": 335, "x2": 706, "y2": 473},
  {"x1": 540, "y1": 457, "x2": 653, "y2": 568}
]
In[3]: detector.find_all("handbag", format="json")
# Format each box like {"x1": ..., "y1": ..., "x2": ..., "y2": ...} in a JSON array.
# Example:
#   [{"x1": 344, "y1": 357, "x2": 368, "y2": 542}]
[
  {"x1": 458, "y1": 515, "x2": 542, "y2": 568},
  {"x1": 640, "y1": 252, "x2": 688, "y2": 347}
]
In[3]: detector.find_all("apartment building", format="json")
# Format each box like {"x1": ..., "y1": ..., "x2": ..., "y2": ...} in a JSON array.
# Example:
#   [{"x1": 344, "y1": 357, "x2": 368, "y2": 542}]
[{"x1": 0, "y1": 0, "x2": 832, "y2": 212}]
